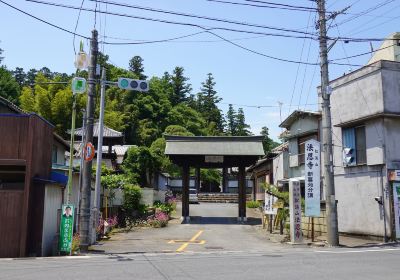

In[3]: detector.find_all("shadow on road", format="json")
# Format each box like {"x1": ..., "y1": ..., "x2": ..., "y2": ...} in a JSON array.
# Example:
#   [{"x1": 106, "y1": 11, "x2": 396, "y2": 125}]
[{"x1": 186, "y1": 216, "x2": 261, "y2": 225}]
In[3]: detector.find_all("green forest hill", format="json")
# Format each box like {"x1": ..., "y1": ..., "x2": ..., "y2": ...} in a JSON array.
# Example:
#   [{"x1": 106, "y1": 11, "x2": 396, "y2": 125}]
[{"x1": 0, "y1": 49, "x2": 278, "y2": 186}]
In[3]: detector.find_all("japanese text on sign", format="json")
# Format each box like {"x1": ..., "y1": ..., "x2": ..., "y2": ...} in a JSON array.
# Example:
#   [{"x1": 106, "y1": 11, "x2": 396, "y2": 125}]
[
  {"x1": 305, "y1": 139, "x2": 321, "y2": 217},
  {"x1": 289, "y1": 180, "x2": 302, "y2": 243}
]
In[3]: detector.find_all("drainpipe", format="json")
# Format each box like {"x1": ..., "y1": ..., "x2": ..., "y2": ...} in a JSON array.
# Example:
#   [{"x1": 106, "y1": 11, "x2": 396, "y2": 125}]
[{"x1": 380, "y1": 166, "x2": 388, "y2": 242}]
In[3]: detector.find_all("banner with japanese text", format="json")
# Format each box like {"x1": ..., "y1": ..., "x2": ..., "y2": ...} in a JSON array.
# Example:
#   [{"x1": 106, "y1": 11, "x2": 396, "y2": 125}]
[
  {"x1": 289, "y1": 180, "x2": 302, "y2": 243},
  {"x1": 264, "y1": 191, "x2": 278, "y2": 215},
  {"x1": 393, "y1": 182, "x2": 400, "y2": 239},
  {"x1": 59, "y1": 204, "x2": 75, "y2": 253},
  {"x1": 305, "y1": 139, "x2": 321, "y2": 217}
]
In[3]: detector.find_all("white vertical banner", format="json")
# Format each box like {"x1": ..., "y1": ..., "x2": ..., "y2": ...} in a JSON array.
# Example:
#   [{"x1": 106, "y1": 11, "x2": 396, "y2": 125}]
[
  {"x1": 264, "y1": 191, "x2": 278, "y2": 215},
  {"x1": 393, "y1": 182, "x2": 400, "y2": 239},
  {"x1": 305, "y1": 139, "x2": 321, "y2": 217},
  {"x1": 289, "y1": 179, "x2": 302, "y2": 243}
]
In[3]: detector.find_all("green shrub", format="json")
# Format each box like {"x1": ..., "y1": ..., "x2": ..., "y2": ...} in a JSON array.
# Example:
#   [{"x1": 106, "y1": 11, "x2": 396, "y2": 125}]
[
  {"x1": 153, "y1": 201, "x2": 174, "y2": 215},
  {"x1": 123, "y1": 184, "x2": 142, "y2": 212},
  {"x1": 246, "y1": 200, "x2": 261, "y2": 208}
]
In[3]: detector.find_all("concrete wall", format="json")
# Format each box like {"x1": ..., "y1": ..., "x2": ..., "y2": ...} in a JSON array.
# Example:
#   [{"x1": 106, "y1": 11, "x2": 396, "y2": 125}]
[
  {"x1": 334, "y1": 170, "x2": 387, "y2": 236},
  {"x1": 384, "y1": 118, "x2": 400, "y2": 169},
  {"x1": 327, "y1": 61, "x2": 400, "y2": 237},
  {"x1": 42, "y1": 184, "x2": 63, "y2": 256},
  {"x1": 330, "y1": 67, "x2": 384, "y2": 125},
  {"x1": 273, "y1": 151, "x2": 288, "y2": 185},
  {"x1": 53, "y1": 141, "x2": 66, "y2": 165},
  {"x1": 368, "y1": 33, "x2": 400, "y2": 64},
  {"x1": 141, "y1": 188, "x2": 167, "y2": 205}
]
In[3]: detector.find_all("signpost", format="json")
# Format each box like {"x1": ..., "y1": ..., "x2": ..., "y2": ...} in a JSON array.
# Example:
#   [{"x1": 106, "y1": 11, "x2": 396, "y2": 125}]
[
  {"x1": 264, "y1": 191, "x2": 278, "y2": 215},
  {"x1": 289, "y1": 179, "x2": 302, "y2": 243},
  {"x1": 84, "y1": 142, "x2": 95, "y2": 162},
  {"x1": 304, "y1": 139, "x2": 321, "y2": 217},
  {"x1": 59, "y1": 204, "x2": 75, "y2": 254}
]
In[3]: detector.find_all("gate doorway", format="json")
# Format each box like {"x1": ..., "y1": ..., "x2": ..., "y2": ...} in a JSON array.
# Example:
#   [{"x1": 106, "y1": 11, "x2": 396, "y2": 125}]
[{"x1": 165, "y1": 135, "x2": 264, "y2": 222}]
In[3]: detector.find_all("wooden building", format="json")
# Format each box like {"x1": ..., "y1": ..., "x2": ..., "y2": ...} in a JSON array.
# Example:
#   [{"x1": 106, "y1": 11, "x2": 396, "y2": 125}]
[{"x1": 0, "y1": 111, "x2": 54, "y2": 257}]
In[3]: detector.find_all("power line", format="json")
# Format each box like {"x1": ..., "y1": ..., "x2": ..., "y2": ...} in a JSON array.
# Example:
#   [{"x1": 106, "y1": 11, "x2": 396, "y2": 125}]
[
  {"x1": 0, "y1": 0, "x2": 89, "y2": 39},
  {"x1": 89, "y1": 0, "x2": 320, "y2": 37},
  {"x1": 334, "y1": 0, "x2": 396, "y2": 27},
  {"x1": 204, "y1": 0, "x2": 324, "y2": 12},
  {"x1": 26, "y1": 0, "x2": 400, "y2": 44},
  {"x1": 73, "y1": 0, "x2": 86, "y2": 54}
]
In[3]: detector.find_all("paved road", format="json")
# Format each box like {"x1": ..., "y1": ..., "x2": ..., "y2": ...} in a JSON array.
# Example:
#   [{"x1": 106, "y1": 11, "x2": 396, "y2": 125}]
[
  {"x1": 2, "y1": 203, "x2": 399, "y2": 279},
  {"x1": 90, "y1": 202, "x2": 282, "y2": 254},
  {"x1": 2, "y1": 247, "x2": 400, "y2": 279}
]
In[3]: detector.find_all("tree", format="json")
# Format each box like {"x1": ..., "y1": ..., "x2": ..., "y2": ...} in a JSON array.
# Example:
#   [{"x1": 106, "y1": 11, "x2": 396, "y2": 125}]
[
  {"x1": 123, "y1": 146, "x2": 158, "y2": 187},
  {"x1": 164, "y1": 125, "x2": 194, "y2": 136},
  {"x1": 260, "y1": 126, "x2": 279, "y2": 154},
  {"x1": 236, "y1": 108, "x2": 251, "y2": 136},
  {"x1": 0, "y1": 67, "x2": 20, "y2": 104},
  {"x1": 19, "y1": 86, "x2": 35, "y2": 112},
  {"x1": 197, "y1": 73, "x2": 224, "y2": 133},
  {"x1": 225, "y1": 104, "x2": 237, "y2": 135},
  {"x1": 13, "y1": 67, "x2": 26, "y2": 87},
  {"x1": 0, "y1": 46, "x2": 3, "y2": 64},
  {"x1": 129, "y1": 55, "x2": 147, "y2": 80},
  {"x1": 26, "y1": 68, "x2": 38, "y2": 86},
  {"x1": 170, "y1": 66, "x2": 192, "y2": 106},
  {"x1": 166, "y1": 104, "x2": 206, "y2": 135}
]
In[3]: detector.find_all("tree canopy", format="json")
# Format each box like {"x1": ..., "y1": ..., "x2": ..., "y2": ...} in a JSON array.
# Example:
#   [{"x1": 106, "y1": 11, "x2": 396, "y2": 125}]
[{"x1": 0, "y1": 51, "x2": 279, "y2": 187}]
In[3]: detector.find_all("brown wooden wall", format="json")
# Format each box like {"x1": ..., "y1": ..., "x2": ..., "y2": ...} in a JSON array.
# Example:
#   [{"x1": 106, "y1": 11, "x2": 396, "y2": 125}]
[
  {"x1": 0, "y1": 191, "x2": 24, "y2": 258},
  {"x1": 0, "y1": 114, "x2": 54, "y2": 257}
]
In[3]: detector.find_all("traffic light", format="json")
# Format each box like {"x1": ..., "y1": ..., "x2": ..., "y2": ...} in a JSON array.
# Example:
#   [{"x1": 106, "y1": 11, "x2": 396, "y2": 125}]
[
  {"x1": 342, "y1": 147, "x2": 355, "y2": 166},
  {"x1": 118, "y1": 77, "x2": 149, "y2": 92}
]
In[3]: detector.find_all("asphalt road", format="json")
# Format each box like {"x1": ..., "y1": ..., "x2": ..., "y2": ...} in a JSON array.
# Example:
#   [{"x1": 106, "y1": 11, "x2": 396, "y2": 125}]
[
  {"x1": 90, "y1": 202, "x2": 282, "y2": 254},
  {"x1": 2, "y1": 203, "x2": 399, "y2": 279},
  {"x1": 1, "y1": 248, "x2": 400, "y2": 280}
]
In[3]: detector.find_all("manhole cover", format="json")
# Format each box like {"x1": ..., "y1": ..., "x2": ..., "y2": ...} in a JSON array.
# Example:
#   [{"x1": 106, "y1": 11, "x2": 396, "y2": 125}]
[{"x1": 205, "y1": 246, "x2": 224, "y2": 250}]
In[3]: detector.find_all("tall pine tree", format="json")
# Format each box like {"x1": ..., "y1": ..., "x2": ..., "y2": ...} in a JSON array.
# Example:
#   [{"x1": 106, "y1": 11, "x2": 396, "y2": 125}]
[
  {"x1": 170, "y1": 66, "x2": 191, "y2": 106},
  {"x1": 236, "y1": 108, "x2": 251, "y2": 136},
  {"x1": 197, "y1": 73, "x2": 224, "y2": 133},
  {"x1": 129, "y1": 55, "x2": 147, "y2": 80},
  {"x1": 225, "y1": 104, "x2": 237, "y2": 135}
]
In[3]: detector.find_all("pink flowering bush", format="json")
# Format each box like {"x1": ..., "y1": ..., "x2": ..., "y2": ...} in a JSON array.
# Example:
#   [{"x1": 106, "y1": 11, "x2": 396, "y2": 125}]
[
  {"x1": 97, "y1": 215, "x2": 118, "y2": 236},
  {"x1": 147, "y1": 211, "x2": 169, "y2": 228}
]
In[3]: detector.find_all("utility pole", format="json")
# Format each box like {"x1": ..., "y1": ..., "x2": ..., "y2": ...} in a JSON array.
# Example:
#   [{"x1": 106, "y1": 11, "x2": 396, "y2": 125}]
[
  {"x1": 80, "y1": 29, "x2": 98, "y2": 251},
  {"x1": 93, "y1": 67, "x2": 106, "y2": 243},
  {"x1": 317, "y1": 0, "x2": 339, "y2": 246}
]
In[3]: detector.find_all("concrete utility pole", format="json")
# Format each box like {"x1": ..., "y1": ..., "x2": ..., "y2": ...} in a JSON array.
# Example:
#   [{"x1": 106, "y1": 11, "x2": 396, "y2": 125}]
[
  {"x1": 93, "y1": 67, "x2": 106, "y2": 243},
  {"x1": 80, "y1": 29, "x2": 98, "y2": 251},
  {"x1": 317, "y1": 0, "x2": 339, "y2": 246}
]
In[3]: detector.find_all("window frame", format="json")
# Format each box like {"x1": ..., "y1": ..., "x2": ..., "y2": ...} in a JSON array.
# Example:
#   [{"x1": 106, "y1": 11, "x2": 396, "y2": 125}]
[{"x1": 342, "y1": 125, "x2": 366, "y2": 166}]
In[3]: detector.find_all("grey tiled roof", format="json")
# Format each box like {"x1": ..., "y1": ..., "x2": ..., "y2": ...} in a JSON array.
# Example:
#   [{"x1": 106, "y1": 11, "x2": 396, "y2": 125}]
[
  {"x1": 72, "y1": 121, "x2": 123, "y2": 138},
  {"x1": 164, "y1": 135, "x2": 264, "y2": 156}
]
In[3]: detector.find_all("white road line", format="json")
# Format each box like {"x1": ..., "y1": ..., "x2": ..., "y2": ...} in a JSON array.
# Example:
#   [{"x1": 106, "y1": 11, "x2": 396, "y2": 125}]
[{"x1": 315, "y1": 248, "x2": 400, "y2": 254}]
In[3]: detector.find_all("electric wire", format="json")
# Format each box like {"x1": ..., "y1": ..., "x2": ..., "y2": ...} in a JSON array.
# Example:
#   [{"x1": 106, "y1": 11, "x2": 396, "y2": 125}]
[
  {"x1": 0, "y1": 0, "x2": 89, "y2": 39},
  {"x1": 73, "y1": 0, "x2": 86, "y2": 54}
]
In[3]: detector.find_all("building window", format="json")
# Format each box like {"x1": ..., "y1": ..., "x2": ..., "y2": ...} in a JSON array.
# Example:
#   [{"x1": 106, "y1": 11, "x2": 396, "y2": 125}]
[
  {"x1": 298, "y1": 134, "x2": 318, "y2": 164},
  {"x1": 342, "y1": 126, "x2": 366, "y2": 166},
  {"x1": 52, "y1": 145, "x2": 57, "y2": 164}
]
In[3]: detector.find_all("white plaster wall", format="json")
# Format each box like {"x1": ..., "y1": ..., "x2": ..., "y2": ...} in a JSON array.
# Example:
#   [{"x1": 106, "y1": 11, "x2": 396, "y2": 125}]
[
  {"x1": 335, "y1": 171, "x2": 385, "y2": 236},
  {"x1": 330, "y1": 69, "x2": 384, "y2": 125},
  {"x1": 366, "y1": 119, "x2": 385, "y2": 166}
]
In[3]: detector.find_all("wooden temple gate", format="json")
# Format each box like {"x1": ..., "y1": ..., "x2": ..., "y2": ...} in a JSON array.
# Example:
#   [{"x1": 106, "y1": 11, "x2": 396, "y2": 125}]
[{"x1": 165, "y1": 136, "x2": 264, "y2": 222}]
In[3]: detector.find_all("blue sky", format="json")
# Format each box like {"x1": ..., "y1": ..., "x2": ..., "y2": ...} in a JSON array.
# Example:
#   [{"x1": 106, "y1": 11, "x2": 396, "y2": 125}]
[{"x1": 1, "y1": 0, "x2": 399, "y2": 140}]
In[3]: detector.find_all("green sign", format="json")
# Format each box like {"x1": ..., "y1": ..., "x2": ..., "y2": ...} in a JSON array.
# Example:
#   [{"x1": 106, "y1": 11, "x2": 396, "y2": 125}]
[
  {"x1": 71, "y1": 77, "x2": 87, "y2": 94},
  {"x1": 59, "y1": 204, "x2": 75, "y2": 253}
]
